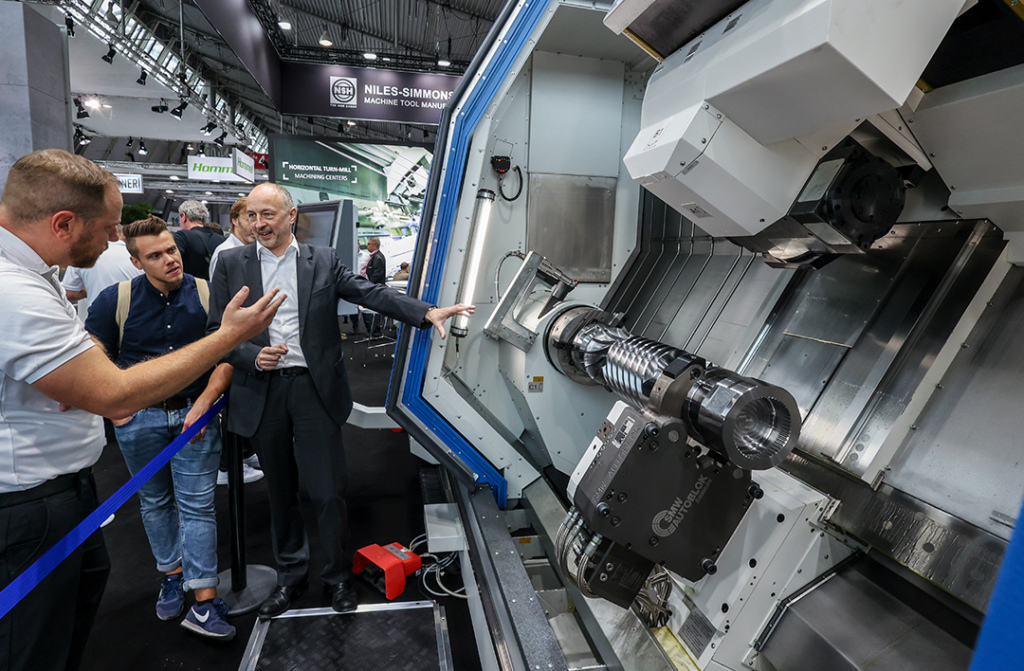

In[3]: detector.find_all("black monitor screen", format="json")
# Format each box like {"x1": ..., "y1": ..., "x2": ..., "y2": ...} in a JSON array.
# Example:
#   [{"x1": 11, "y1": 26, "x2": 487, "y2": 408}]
[{"x1": 295, "y1": 205, "x2": 339, "y2": 247}]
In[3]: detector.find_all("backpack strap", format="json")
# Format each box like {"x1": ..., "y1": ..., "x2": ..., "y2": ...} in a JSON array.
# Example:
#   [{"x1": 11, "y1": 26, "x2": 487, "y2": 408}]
[
  {"x1": 195, "y1": 278, "x2": 210, "y2": 314},
  {"x1": 114, "y1": 279, "x2": 133, "y2": 347}
]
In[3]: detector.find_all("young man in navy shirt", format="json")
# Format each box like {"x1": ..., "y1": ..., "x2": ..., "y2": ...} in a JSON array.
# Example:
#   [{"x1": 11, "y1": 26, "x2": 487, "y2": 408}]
[{"x1": 86, "y1": 216, "x2": 235, "y2": 640}]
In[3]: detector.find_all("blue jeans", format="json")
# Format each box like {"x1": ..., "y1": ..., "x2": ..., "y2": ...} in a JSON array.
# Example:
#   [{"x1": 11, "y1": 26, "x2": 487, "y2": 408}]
[{"x1": 114, "y1": 406, "x2": 222, "y2": 591}]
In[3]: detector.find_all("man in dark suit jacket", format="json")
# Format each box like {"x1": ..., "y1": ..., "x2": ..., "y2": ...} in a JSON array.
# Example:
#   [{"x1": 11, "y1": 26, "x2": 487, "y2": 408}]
[{"x1": 207, "y1": 182, "x2": 472, "y2": 618}]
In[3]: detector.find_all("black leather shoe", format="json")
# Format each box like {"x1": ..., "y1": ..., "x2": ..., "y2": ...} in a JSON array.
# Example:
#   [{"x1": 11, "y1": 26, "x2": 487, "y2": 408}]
[
  {"x1": 259, "y1": 580, "x2": 307, "y2": 619},
  {"x1": 325, "y1": 580, "x2": 357, "y2": 613}
]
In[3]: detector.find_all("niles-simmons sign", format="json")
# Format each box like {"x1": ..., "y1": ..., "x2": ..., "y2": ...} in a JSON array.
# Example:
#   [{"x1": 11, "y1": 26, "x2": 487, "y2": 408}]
[{"x1": 280, "y1": 63, "x2": 459, "y2": 125}]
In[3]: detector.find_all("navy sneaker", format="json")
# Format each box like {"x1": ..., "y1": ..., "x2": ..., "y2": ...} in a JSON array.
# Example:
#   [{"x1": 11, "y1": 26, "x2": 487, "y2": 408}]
[
  {"x1": 156, "y1": 573, "x2": 184, "y2": 621},
  {"x1": 181, "y1": 598, "x2": 236, "y2": 640}
]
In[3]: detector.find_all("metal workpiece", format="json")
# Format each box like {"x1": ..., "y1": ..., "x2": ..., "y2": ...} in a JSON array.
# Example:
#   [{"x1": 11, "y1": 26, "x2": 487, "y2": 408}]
[
  {"x1": 546, "y1": 305, "x2": 801, "y2": 470},
  {"x1": 686, "y1": 369, "x2": 799, "y2": 471}
]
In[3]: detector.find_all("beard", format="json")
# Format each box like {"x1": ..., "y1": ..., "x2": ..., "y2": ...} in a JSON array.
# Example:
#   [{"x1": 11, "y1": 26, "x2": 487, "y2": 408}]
[{"x1": 68, "y1": 228, "x2": 106, "y2": 268}]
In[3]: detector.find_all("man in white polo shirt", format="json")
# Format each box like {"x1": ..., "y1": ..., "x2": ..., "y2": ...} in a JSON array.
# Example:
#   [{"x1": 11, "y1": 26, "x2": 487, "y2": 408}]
[
  {"x1": 0, "y1": 149, "x2": 284, "y2": 671},
  {"x1": 62, "y1": 222, "x2": 142, "y2": 319}
]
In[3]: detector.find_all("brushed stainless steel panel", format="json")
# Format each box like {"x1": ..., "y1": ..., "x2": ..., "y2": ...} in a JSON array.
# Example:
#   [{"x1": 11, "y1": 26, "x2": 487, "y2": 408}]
[
  {"x1": 761, "y1": 561, "x2": 972, "y2": 671},
  {"x1": 527, "y1": 173, "x2": 617, "y2": 283},
  {"x1": 888, "y1": 266, "x2": 1024, "y2": 539}
]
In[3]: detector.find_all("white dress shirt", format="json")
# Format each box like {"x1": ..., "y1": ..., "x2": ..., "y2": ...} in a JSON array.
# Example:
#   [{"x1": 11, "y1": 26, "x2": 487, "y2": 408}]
[
  {"x1": 0, "y1": 227, "x2": 105, "y2": 492},
  {"x1": 62, "y1": 239, "x2": 142, "y2": 318},
  {"x1": 209, "y1": 232, "x2": 246, "y2": 280},
  {"x1": 257, "y1": 236, "x2": 308, "y2": 369}
]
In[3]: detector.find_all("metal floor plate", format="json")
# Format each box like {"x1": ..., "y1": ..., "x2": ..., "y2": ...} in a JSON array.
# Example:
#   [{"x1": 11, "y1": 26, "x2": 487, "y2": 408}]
[{"x1": 240, "y1": 601, "x2": 452, "y2": 671}]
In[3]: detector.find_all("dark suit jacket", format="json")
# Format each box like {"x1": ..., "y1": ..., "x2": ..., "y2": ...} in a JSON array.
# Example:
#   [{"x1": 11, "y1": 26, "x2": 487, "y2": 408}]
[
  {"x1": 365, "y1": 250, "x2": 386, "y2": 284},
  {"x1": 207, "y1": 242, "x2": 432, "y2": 437}
]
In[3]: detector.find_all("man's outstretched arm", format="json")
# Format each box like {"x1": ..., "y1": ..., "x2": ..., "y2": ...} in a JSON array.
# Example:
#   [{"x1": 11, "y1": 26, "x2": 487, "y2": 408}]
[{"x1": 33, "y1": 286, "x2": 285, "y2": 419}]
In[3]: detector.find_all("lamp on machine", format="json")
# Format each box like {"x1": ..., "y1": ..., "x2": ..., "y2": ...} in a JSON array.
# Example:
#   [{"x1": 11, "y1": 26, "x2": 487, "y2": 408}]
[
  {"x1": 101, "y1": 43, "x2": 117, "y2": 64},
  {"x1": 449, "y1": 189, "x2": 495, "y2": 338},
  {"x1": 169, "y1": 99, "x2": 188, "y2": 120}
]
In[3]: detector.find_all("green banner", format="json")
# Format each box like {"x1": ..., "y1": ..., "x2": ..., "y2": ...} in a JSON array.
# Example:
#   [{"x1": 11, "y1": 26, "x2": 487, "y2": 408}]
[{"x1": 270, "y1": 136, "x2": 387, "y2": 201}]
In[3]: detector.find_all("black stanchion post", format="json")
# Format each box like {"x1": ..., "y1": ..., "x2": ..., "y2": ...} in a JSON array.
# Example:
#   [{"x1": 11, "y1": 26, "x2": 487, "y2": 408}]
[
  {"x1": 218, "y1": 423, "x2": 276, "y2": 616},
  {"x1": 227, "y1": 430, "x2": 246, "y2": 588}
]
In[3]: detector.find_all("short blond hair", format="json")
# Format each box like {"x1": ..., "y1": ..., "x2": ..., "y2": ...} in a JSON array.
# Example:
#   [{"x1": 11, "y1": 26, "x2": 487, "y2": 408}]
[{"x1": 0, "y1": 149, "x2": 118, "y2": 225}]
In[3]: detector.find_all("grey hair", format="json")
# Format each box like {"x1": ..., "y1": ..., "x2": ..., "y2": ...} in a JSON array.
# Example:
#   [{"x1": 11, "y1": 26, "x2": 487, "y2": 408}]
[{"x1": 178, "y1": 199, "x2": 210, "y2": 224}]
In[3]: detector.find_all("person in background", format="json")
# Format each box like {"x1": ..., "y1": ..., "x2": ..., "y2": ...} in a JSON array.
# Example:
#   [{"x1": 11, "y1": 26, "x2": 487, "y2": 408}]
[
  {"x1": 174, "y1": 200, "x2": 225, "y2": 280},
  {"x1": 208, "y1": 197, "x2": 254, "y2": 280},
  {"x1": 344, "y1": 246, "x2": 372, "y2": 333},
  {"x1": 85, "y1": 216, "x2": 235, "y2": 640},
  {"x1": 0, "y1": 149, "x2": 283, "y2": 671},
  {"x1": 208, "y1": 182, "x2": 473, "y2": 619},
  {"x1": 361, "y1": 237, "x2": 386, "y2": 336},
  {"x1": 210, "y1": 198, "x2": 263, "y2": 486},
  {"x1": 62, "y1": 222, "x2": 142, "y2": 319},
  {"x1": 392, "y1": 261, "x2": 410, "y2": 282}
]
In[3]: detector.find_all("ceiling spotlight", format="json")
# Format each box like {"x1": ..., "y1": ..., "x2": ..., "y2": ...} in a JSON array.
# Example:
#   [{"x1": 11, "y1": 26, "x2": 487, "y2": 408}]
[
  {"x1": 214, "y1": 132, "x2": 227, "y2": 147},
  {"x1": 136, "y1": 69, "x2": 147, "y2": 86},
  {"x1": 198, "y1": 142, "x2": 206, "y2": 156},
  {"x1": 138, "y1": 141, "x2": 148, "y2": 156},
  {"x1": 204, "y1": 191, "x2": 213, "y2": 196},
  {"x1": 166, "y1": 189, "x2": 174, "y2": 194},
  {"x1": 101, "y1": 43, "x2": 117, "y2": 64},
  {"x1": 74, "y1": 128, "x2": 90, "y2": 146},
  {"x1": 347, "y1": 120, "x2": 356, "y2": 126},
  {"x1": 319, "y1": 27, "x2": 333, "y2": 47},
  {"x1": 185, "y1": 143, "x2": 194, "y2": 152},
  {"x1": 382, "y1": 56, "x2": 391, "y2": 62},
  {"x1": 84, "y1": 97, "x2": 101, "y2": 109},
  {"x1": 126, "y1": 136, "x2": 134, "y2": 148},
  {"x1": 151, "y1": 99, "x2": 168, "y2": 113},
  {"x1": 169, "y1": 100, "x2": 188, "y2": 119},
  {"x1": 170, "y1": 175, "x2": 180, "y2": 181},
  {"x1": 437, "y1": 58, "x2": 451, "y2": 67},
  {"x1": 363, "y1": 52, "x2": 377, "y2": 60},
  {"x1": 200, "y1": 121, "x2": 217, "y2": 135},
  {"x1": 65, "y1": 15, "x2": 75, "y2": 38},
  {"x1": 73, "y1": 97, "x2": 90, "y2": 119},
  {"x1": 277, "y1": 14, "x2": 291, "y2": 30}
]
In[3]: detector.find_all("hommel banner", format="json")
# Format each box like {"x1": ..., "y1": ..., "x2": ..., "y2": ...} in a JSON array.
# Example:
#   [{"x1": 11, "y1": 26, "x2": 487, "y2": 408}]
[{"x1": 280, "y1": 63, "x2": 460, "y2": 124}]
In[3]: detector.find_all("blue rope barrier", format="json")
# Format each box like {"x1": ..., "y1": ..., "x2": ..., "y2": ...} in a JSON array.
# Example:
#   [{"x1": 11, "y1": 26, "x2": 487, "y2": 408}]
[{"x1": 0, "y1": 395, "x2": 227, "y2": 620}]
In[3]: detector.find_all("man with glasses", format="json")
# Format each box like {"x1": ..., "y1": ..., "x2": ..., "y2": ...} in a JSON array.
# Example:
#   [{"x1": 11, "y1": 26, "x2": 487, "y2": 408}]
[{"x1": 208, "y1": 182, "x2": 473, "y2": 618}]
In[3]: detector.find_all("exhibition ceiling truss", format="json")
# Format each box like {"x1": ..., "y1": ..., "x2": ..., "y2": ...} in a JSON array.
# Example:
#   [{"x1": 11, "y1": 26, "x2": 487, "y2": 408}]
[{"x1": 59, "y1": 0, "x2": 503, "y2": 150}]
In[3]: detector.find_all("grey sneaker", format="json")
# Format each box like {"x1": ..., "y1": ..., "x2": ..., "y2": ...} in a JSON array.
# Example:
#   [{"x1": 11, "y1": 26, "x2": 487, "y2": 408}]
[
  {"x1": 243, "y1": 454, "x2": 262, "y2": 471},
  {"x1": 156, "y1": 573, "x2": 184, "y2": 621},
  {"x1": 181, "y1": 597, "x2": 236, "y2": 640}
]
